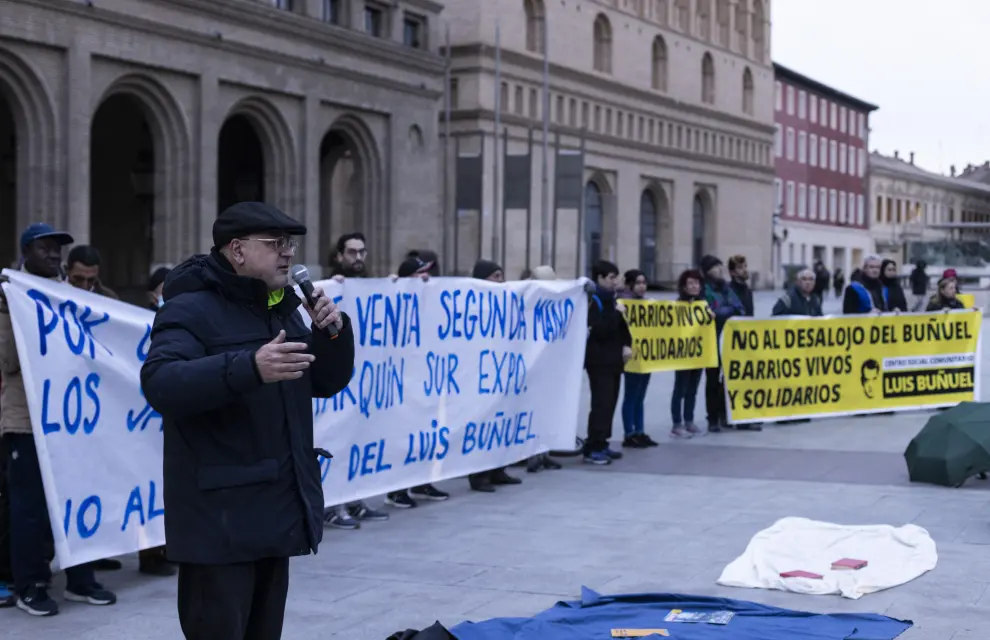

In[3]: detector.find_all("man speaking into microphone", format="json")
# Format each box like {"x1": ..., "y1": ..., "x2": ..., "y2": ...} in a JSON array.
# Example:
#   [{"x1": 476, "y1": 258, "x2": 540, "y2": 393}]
[{"x1": 141, "y1": 202, "x2": 355, "y2": 640}]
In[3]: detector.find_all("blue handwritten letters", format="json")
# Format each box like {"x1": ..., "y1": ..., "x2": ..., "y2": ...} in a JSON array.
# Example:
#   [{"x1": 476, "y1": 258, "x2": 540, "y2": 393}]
[{"x1": 1, "y1": 269, "x2": 588, "y2": 569}]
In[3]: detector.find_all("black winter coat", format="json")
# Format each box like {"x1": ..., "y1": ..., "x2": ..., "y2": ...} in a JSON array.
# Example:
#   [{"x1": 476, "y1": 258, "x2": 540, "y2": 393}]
[
  {"x1": 772, "y1": 287, "x2": 823, "y2": 317},
  {"x1": 585, "y1": 290, "x2": 632, "y2": 370},
  {"x1": 140, "y1": 251, "x2": 355, "y2": 565},
  {"x1": 729, "y1": 279, "x2": 754, "y2": 317}
]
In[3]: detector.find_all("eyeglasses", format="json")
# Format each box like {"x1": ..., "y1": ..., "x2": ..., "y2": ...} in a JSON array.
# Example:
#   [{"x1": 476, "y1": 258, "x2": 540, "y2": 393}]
[
  {"x1": 344, "y1": 248, "x2": 368, "y2": 258},
  {"x1": 240, "y1": 237, "x2": 298, "y2": 254}
]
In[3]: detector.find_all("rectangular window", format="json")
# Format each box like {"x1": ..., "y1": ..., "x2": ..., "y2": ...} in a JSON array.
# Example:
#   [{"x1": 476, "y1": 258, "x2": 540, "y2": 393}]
[
  {"x1": 819, "y1": 188, "x2": 828, "y2": 220},
  {"x1": 798, "y1": 91, "x2": 807, "y2": 119},
  {"x1": 848, "y1": 144, "x2": 856, "y2": 175},
  {"x1": 859, "y1": 113, "x2": 867, "y2": 139},
  {"x1": 774, "y1": 125, "x2": 782, "y2": 157},
  {"x1": 786, "y1": 181, "x2": 796, "y2": 216},
  {"x1": 582, "y1": 101, "x2": 589, "y2": 128},
  {"x1": 774, "y1": 178, "x2": 783, "y2": 209},
  {"x1": 786, "y1": 127, "x2": 795, "y2": 160},
  {"x1": 809, "y1": 185, "x2": 818, "y2": 219},
  {"x1": 322, "y1": 0, "x2": 340, "y2": 23},
  {"x1": 798, "y1": 183, "x2": 807, "y2": 218},
  {"x1": 448, "y1": 77, "x2": 459, "y2": 109},
  {"x1": 514, "y1": 85, "x2": 524, "y2": 115},
  {"x1": 858, "y1": 148, "x2": 866, "y2": 177},
  {"x1": 819, "y1": 99, "x2": 828, "y2": 125},
  {"x1": 810, "y1": 95, "x2": 818, "y2": 123},
  {"x1": 829, "y1": 189, "x2": 837, "y2": 221},
  {"x1": 530, "y1": 88, "x2": 539, "y2": 118},
  {"x1": 809, "y1": 133, "x2": 818, "y2": 167},
  {"x1": 839, "y1": 190, "x2": 847, "y2": 223},
  {"x1": 839, "y1": 106, "x2": 847, "y2": 133},
  {"x1": 786, "y1": 86, "x2": 794, "y2": 115},
  {"x1": 820, "y1": 136, "x2": 828, "y2": 167},
  {"x1": 555, "y1": 95, "x2": 564, "y2": 122},
  {"x1": 365, "y1": 4, "x2": 385, "y2": 37},
  {"x1": 617, "y1": 112, "x2": 624, "y2": 137},
  {"x1": 849, "y1": 192, "x2": 857, "y2": 224},
  {"x1": 829, "y1": 140, "x2": 837, "y2": 171},
  {"x1": 830, "y1": 102, "x2": 837, "y2": 129},
  {"x1": 403, "y1": 13, "x2": 426, "y2": 48},
  {"x1": 798, "y1": 131, "x2": 807, "y2": 164},
  {"x1": 593, "y1": 104, "x2": 601, "y2": 130},
  {"x1": 857, "y1": 194, "x2": 865, "y2": 225},
  {"x1": 775, "y1": 81, "x2": 782, "y2": 110},
  {"x1": 839, "y1": 142, "x2": 847, "y2": 173},
  {"x1": 568, "y1": 98, "x2": 577, "y2": 125}
]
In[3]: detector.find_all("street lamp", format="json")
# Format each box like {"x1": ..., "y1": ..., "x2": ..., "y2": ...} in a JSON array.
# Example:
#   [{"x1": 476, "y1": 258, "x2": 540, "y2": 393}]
[{"x1": 771, "y1": 206, "x2": 788, "y2": 289}]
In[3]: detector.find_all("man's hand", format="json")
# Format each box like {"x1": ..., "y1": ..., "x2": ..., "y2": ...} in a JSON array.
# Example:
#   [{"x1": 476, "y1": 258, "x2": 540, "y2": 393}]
[
  {"x1": 255, "y1": 331, "x2": 313, "y2": 382},
  {"x1": 622, "y1": 346, "x2": 633, "y2": 363},
  {"x1": 615, "y1": 301, "x2": 627, "y2": 314},
  {"x1": 331, "y1": 275, "x2": 345, "y2": 283},
  {"x1": 304, "y1": 286, "x2": 342, "y2": 330}
]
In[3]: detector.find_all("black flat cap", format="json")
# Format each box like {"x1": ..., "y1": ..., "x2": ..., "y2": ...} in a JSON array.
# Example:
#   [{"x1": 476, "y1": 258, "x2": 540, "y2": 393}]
[{"x1": 213, "y1": 202, "x2": 307, "y2": 248}]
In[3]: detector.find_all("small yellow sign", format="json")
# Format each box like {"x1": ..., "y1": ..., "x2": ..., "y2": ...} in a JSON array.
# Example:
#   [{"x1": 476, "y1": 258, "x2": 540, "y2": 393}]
[{"x1": 957, "y1": 293, "x2": 975, "y2": 309}]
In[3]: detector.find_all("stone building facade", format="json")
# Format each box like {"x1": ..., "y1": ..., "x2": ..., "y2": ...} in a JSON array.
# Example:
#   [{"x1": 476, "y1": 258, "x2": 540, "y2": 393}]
[
  {"x1": 442, "y1": 0, "x2": 776, "y2": 284},
  {"x1": 0, "y1": 0, "x2": 445, "y2": 294}
]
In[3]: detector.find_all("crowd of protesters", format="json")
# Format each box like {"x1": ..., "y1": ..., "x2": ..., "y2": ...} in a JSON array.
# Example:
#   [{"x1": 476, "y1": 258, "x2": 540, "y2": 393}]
[{"x1": 0, "y1": 215, "x2": 972, "y2": 619}]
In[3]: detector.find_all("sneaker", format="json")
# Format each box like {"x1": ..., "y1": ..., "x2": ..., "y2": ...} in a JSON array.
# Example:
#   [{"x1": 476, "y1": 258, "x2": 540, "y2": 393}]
[
  {"x1": 707, "y1": 422, "x2": 722, "y2": 433},
  {"x1": 348, "y1": 501, "x2": 390, "y2": 521},
  {"x1": 0, "y1": 584, "x2": 15, "y2": 609},
  {"x1": 16, "y1": 586, "x2": 58, "y2": 616},
  {"x1": 604, "y1": 447, "x2": 624, "y2": 460},
  {"x1": 491, "y1": 469, "x2": 522, "y2": 485},
  {"x1": 385, "y1": 491, "x2": 418, "y2": 508},
  {"x1": 324, "y1": 506, "x2": 360, "y2": 529},
  {"x1": 583, "y1": 451, "x2": 612, "y2": 465},
  {"x1": 64, "y1": 583, "x2": 116, "y2": 606},
  {"x1": 138, "y1": 560, "x2": 177, "y2": 577},
  {"x1": 526, "y1": 456, "x2": 543, "y2": 473},
  {"x1": 638, "y1": 434, "x2": 660, "y2": 447},
  {"x1": 670, "y1": 425, "x2": 687, "y2": 438},
  {"x1": 685, "y1": 422, "x2": 702, "y2": 435},
  {"x1": 622, "y1": 436, "x2": 645, "y2": 448},
  {"x1": 409, "y1": 484, "x2": 450, "y2": 501}
]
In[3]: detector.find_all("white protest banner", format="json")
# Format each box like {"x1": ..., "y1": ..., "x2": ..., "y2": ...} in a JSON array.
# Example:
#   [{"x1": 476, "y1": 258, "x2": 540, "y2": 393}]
[{"x1": 1, "y1": 269, "x2": 586, "y2": 569}]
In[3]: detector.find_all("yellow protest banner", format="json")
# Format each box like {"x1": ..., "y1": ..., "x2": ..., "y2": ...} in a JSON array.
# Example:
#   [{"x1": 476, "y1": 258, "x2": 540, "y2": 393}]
[
  {"x1": 622, "y1": 299, "x2": 718, "y2": 373},
  {"x1": 722, "y1": 310, "x2": 982, "y2": 423}
]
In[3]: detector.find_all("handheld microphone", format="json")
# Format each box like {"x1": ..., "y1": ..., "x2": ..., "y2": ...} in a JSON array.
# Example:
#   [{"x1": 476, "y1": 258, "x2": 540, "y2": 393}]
[{"x1": 290, "y1": 264, "x2": 338, "y2": 338}]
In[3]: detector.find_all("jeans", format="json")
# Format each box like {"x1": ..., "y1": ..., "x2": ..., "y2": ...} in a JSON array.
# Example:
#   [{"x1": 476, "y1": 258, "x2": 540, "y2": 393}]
[
  {"x1": 5, "y1": 434, "x2": 97, "y2": 595},
  {"x1": 584, "y1": 368, "x2": 622, "y2": 453},
  {"x1": 704, "y1": 367, "x2": 727, "y2": 426},
  {"x1": 671, "y1": 369, "x2": 704, "y2": 424},
  {"x1": 621, "y1": 373, "x2": 651, "y2": 436}
]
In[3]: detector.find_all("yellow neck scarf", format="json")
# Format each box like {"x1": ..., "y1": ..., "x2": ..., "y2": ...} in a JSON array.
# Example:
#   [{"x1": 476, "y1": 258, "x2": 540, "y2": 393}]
[{"x1": 267, "y1": 289, "x2": 284, "y2": 309}]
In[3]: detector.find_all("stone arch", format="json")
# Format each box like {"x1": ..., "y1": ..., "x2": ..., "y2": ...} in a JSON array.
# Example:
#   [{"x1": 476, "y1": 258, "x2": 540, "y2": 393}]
[
  {"x1": 692, "y1": 187, "x2": 714, "y2": 267},
  {"x1": 640, "y1": 182, "x2": 672, "y2": 281},
  {"x1": 223, "y1": 96, "x2": 297, "y2": 209},
  {"x1": 318, "y1": 113, "x2": 385, "y2": 273},
  {"x1": 701, "y1": 52, "x2": 715, "y2": 105},
  {"x1": 582, "y1": 171, "x2": 612, "y2": 276},
  {"x1": 592, "y1": 13, "x2": 612, "y2": 73},
  {"x1": 0, "y1": 46, "x2": 58, "y2": 249},
  {"x1": 742, "y1": 66, "x2": 754, "y2": 115},
  {"x1": 524, "y1": 0, "x2": 546, "y2": 54},
  {"x1": 94, "y1": 73, "x2": 192, "y2": 263}
]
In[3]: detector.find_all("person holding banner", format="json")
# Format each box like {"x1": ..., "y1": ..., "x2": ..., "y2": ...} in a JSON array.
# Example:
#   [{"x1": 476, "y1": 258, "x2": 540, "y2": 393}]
[
  {"x1": 1, "y1": 223, "x2": 117, "y2": 616},
  {"x1": 843, "y1": 255, "x2": 888, "y2": 314},
  {"x1": 619, "y1": 270, "x2": 658, "y2": 448},
  {"x1": 699, "y1": 255, "x2": 748, "y2": 433},
  {"x1": 583, "y1": 261, "x2": 633, "y2": 464},
  {"x1": 771, "y1": 269, "x2": 823, "y2": 317},
  {"x1": 140, "y1": 202, "x2": 355, "y2": 640},
  {"x1": 669, "y1": 270, "x2": 706, "y2": 438},
  {"x1": 925, "y1": 276, "x2": 965, "y2": 311}
]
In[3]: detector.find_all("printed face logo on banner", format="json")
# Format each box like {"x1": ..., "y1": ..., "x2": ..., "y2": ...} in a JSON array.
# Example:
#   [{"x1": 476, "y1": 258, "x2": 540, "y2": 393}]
[
  {"x1": 622, "y1": 300, "x2": 718, "y2": 373},
  {"x1": 721, "y1": 311, "x2": 982, "y2": 423},
  {"x1": 1, "y1": 270, "x2": 587, "y2": 569}
]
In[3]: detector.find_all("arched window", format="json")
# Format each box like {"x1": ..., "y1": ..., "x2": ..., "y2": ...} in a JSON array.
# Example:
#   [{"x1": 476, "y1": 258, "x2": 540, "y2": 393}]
[
  {"x1": 584, "y1": 181, "x2": 604, "y2": 275},
  {"x1": 651, "y1": 36, "x2": 668, "y2": 91},
  {"x1": 742, "y1": 67, "x2": 754, "y2": 115},
  {"x1": 751, "y1": 0, "x2": 766, "y2": 63},
  {"x1": 524, "y1": 0, "x2": 546, "y2": 54},
  {"x1": 701, "y1": 52, "x2": 715, "y2": 105},
  {"x1": 592, "y1": 14, "x2": 612, "y2": 73},
  {"x1": 734, "y1": 1, "x2": 748, "y2": 56},
  {"x1": 639, "y1": 190, "x2": 658, "y2": 280}
]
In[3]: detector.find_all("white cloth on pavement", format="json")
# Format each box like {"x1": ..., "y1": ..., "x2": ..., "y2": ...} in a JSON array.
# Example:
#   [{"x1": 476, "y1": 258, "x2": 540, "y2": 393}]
[{"x1": 717, "y1": 516, "x2": 938, "y2": 599}]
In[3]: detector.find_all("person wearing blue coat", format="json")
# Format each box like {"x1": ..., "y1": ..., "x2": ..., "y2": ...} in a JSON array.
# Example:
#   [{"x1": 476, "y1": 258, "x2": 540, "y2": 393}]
[{"x1": 141, "y1": 202, "x2": 355, "y2": 640}]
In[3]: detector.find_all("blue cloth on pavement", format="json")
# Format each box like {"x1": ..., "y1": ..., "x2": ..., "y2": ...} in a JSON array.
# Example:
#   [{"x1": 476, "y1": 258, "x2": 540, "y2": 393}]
[{"x1": 450, "y1": 587, "x2": 912, "y2": 640}]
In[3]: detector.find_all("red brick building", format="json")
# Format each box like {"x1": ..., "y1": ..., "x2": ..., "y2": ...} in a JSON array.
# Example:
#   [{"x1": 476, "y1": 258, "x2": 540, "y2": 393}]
[{"x1": 773, "y1": 63, "x2": 878, "y2": 280}]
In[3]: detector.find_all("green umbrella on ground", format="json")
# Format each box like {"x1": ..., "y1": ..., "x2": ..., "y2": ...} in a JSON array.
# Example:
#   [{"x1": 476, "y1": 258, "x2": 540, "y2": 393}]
[{"x1": 905, "y1": 402, "x2": 990, "y2": 487}]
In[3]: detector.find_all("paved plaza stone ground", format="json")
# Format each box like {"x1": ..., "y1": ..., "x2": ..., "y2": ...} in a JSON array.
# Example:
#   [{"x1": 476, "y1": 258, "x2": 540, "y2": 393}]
[{"x1": 6, "y1": 293, "x2": 989, "y2": 639}]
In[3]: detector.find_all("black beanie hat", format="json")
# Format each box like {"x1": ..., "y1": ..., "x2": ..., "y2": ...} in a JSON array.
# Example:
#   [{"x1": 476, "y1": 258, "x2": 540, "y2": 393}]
[
  {"x1": 700, "y1": 254, "x2": 722, "y2": 275},
  {"x1": 471, "y1": 259, "x2": 502, "y2": 280}
]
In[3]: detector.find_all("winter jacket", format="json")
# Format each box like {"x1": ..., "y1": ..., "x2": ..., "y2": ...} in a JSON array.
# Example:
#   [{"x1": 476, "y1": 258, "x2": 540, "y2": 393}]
[
  {"x1": 842, "y1": 277, "x2": 888, "y2": 314},
  {"x1": 909, "y1": 267, "x2": 928, "y2": 296},
  {"x1": 729, "y1": 279, "x2": 754, "y2": 317},
  {"x1": 140, "y1": 250, "x2": 355, "y2": 564},
  {"x1": 925, "y1": 295, "x2": 965, "y2": 312},
  {"x1": 585, "y1": 288, "x2": 632, "y2": 370},
  {"x1": 772, "y1": 287, "x2": 824, "y2": 317},
  {"x1": 703, "y1": 278, "x2": 745, "y2": 332},
  {"x1": 0, "y1": 269, "x2": 64, "y2": 436}
]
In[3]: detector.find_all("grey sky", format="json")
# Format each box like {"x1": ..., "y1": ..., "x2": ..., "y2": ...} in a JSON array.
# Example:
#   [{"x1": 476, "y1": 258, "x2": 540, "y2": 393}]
[{"x1": 771, "y1": 0, "x2": 987, "y2": 175}]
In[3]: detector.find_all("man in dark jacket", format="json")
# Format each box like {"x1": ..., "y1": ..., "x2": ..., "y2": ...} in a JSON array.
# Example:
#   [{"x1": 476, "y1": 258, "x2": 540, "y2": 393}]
[
  {"x1": 813, "y1": 262, "x2": 830, "y2": 302},
  {"x1": 727, "y1": 255, "x2": 754, "y2": 317},
  {"x1": 583, "y1": 260, "x2": 632, "y2": 465},
  {"x1": 842, "y1": 255, "x2": 888, "y2": 314},
  {"x1": 141, "y1": 202, "x2": 355, "y2": 640},
  {"x1": 772, "y1": 269, "x2": 823, "y2": 317},
  {"x1": 700, "y1": 255, "x2": 749, "y2": 432},
  {"x1": 909, "y1": 260, "x2": 928, "y2": 311}
]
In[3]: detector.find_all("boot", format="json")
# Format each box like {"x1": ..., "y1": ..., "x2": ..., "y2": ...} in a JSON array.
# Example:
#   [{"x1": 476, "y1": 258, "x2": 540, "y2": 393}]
[
  {"x1": 469, "y1": 472, "x2": 495, "y2": 492},
  {"x1": 490, "y1": 467, "x2": 522, "y2": 485}
]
